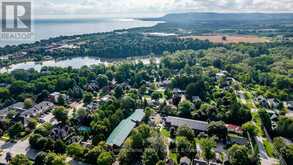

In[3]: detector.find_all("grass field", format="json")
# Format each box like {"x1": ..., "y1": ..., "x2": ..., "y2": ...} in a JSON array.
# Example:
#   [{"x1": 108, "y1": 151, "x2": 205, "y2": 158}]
[
  {"x1": 161, "y1": 128, "x2": 171, "y2": 138},
  {"x1": 180, "y1": 35, "x2": 270, "y2": 44}
]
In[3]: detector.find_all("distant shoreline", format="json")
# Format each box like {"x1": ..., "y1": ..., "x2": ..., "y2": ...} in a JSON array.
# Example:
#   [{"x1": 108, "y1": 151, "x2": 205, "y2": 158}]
[{"x1": 0, "y1": 18, "x2": 160, "y2": 47}]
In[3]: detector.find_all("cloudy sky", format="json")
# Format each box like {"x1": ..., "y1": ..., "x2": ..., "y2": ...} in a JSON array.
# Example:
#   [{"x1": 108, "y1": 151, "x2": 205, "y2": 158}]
[{"x1": 33, "y1": 0, "x2": 293, "y2": 18}]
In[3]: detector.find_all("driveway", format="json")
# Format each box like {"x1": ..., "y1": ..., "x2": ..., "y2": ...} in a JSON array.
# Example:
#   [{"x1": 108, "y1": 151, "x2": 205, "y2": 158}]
[
  {"x1": 0, "y1": 139, "x2": 38, "y2": 164},
  {"x1": 238, "y1": 90, "x2": 247, "y2": 105},
  {"x1": 69, "y1": 102, "x2": 84, "y2": 118},
  {"x1": 41, "y1": 112, "x2": 56, "y2": 123},
  {"x1": 255, "y1": 136, "x2": 269, "y2": 159}
]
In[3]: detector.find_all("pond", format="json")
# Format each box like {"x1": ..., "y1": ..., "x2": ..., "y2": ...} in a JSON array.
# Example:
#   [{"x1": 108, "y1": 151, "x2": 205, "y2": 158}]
[{"x1": 0, "y1": 56, "x2": 160, "y2": 73}]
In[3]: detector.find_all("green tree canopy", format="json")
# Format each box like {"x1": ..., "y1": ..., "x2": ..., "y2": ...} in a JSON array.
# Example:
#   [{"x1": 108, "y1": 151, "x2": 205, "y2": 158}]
[
  {"x1": 228, "y1": 144, "x2": 250, "y2": 165},
  {"x1": 198, "y1": 137, "x2": 216, "y2": 162},
  {"x1": 9, "y1": 154, "x2": 32, "y2": 165},
  {"x1": 97, "y1": 152, "x2": 114, "y2": 165},
  {"x1": 178, "y1": 100, "x2": 193, "y2": 117},
  {"x1": 142, "y1": 148, "x2": 160, "y2": 165},
  {"x1": 83, "y1": 92, "x2": 93, "y2": 105},
  {"x1": 53, "y1": 107, "x2": 68, "y2": 124}
]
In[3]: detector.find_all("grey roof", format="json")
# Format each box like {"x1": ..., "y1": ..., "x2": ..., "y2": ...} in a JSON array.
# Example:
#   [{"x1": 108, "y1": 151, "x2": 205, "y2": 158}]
[
  {"x1": 193, "y1": 159, "x2": 208, "y2": 165},
  {"x1": 180, "y1": 157, "x2": 191, "y2": 165},
  {"x1": 20, "y1": 101, "x2": 54, "y2": 117},
  {"x1": 192, "y1": 96, "x2": 202, "y2": 101},
  {"x1": 287, "y1": 101, "x2": 293, "y2": 110},
  {"x1": 229, "y1": 135, "x2": 248, "y2": 145},
  {"x1": 49, "y1": 92, "x2": 60, "y2": 96},
  {"x1": 0, "y1": 102, "x2": 25, "y2": 116},
  {"x1": 165, "y1": 116, "x2": 208, "y2": 131}
]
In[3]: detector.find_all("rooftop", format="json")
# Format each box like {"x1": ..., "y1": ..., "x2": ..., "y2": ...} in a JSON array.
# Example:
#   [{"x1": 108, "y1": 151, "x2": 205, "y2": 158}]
[
  {"x1": 20, "y1": 101, "x2": 54, "y2": 117},
  {"x1": 164, "y1": 116, "x2": 208, "y2": 131},
  {"x1": 106, "y1": 119, "x2": 136, "y2": 146},
  {"x1": 106, "y1": 109, "x2": 145, "y2": 147},
  {"x1": 0, "y1": 102, "x2": 25, "y2": 117},
  {"x1": 129, "y1": 109, "x2": 145, "y2": 122}
]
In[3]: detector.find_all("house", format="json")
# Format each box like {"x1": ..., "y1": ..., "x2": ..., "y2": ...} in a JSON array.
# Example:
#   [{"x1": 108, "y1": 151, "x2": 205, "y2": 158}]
[
  {"x1": 84, "y1": 82, "x2": 99, "y2": 91},
  {"x1": 193, "y1": 159, "x2": 208, "y2": 165},
  {"x1": 192, "y1": 96, "x2": 202, "y2": 102},
  {"x1": 0, "y1": 102, "x2": 25, "y2": 120},
  {"x1": 20, "y1": 101, "x2": 54, "y2": 125},
  {"x1": 48, "y1": 92, "x2": 68, "y2": 103},
  {"x1": 225, "y1": 124, "x2": 243, "y2": 134},
  {"x1": 48, "y1": 92, "x2": 61, "y2": 103},
  {"x1": 286, "y1": 101, "x2": 293, "y2": 111},
  {"x1": 180, "y1": 156, "x2": 191, "y2": 165},
  {"x1": 228, "y1": 135, "x2": 248, "y2": 145},
  {"x1": 100, "y1": 95, "x2": 110, "y2": 103},
  {"x1": 255, "y1": 96, "x2": 280, "y2": 109},
  {"x1": 106, "y1": 109, "x2": 145, "y2": 147},
  {"x1": 173, "y1": 88, "x2": 185, "y2": 95},
  {"x1": 164, "y1": 116, "x2": 208, "y2": 132},
  {"x1": 50, "y1": 124, "x2": 75, "y2": 141},
  {"x1": 159, "y1": 80, "x2": 171, "y2": 88},
  {"x1": 20, "y1": 101, "x2": 54, "y2": 118},
  {"x1": 267, "y1": 98, "x2": 280, "y2": 109},
  {"x1": 215, "y1": 71, "x2": 228, "y2": 80},
  {"x1": 86, "y1": 101, "x2": 99, "y2": 111}
]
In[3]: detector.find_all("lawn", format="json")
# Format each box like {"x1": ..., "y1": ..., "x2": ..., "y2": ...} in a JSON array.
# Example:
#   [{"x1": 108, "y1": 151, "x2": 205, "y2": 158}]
[
  {"x1": 161, "y1": 128, "x2": 170, "y2": 138},
  {"x1": 169, "y1": 152, "x2": 178, "y2": 164},
  {"x1": 263, "y1": 139, "x2": 277, "y2": 158},
  {"x1": 0, "y1": 133, "x2": 10, "y2": 141}
]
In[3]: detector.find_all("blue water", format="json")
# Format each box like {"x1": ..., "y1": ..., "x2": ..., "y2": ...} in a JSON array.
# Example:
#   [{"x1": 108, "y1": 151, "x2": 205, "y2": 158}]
[
  {"x1": 0, "y1": 56, "x2": 160, "y2": 73},
  {"x1": 0, "y1": 18, "x2": 160, "y2": 47}
]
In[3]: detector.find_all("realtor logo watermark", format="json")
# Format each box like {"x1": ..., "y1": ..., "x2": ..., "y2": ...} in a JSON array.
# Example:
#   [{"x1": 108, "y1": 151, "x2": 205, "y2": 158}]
[{"x1": 1, "y1": 1, "x2": 33, "y2": 40}]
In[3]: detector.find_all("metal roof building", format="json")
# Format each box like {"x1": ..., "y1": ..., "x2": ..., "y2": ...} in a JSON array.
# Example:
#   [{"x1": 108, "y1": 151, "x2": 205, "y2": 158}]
[
  {"x1": 129, "y1": 109, "x2": 145, "y2": 122},
  {"x1": 106, "y1": 109, "x2": 145, "y2": 147},
  {"x1": 164, "y1": 116, "x2": 208, "y2": 132}
]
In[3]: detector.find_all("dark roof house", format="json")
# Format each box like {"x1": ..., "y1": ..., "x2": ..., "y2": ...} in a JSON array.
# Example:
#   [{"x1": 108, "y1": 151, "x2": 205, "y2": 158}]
[
  {"x1": 193, "y1": 159, "x2": 208, "y2": 165},
  {"x1": 0, "y1": 102, "x2": 25, "y2": 120},
  {"x1": 20, "y1": 101, "x2": 54, "y2": 118},
  {"x1": 287, "y1": 101, "x2": 293, "y2": 110},
  {"x1": 180, "y1": 157, "x2": 191, "y2": 165},
  {"x1": 164, "y1": 116, "x2": 208, "y2": 132}
]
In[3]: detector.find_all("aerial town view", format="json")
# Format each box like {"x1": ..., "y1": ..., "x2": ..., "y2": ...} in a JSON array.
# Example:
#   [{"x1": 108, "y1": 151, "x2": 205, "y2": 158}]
[{"x1": 0, "y1": 1, "x2": 292, "y2": 165}]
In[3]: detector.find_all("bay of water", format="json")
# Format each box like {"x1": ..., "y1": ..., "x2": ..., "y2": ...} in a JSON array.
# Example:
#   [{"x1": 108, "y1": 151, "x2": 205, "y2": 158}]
[
  {"x1": 0, "y1": 56, "x2": 160, "y2": 73},
  {"x1": 0, "y1": 18, "x2": 161, "y2": 73},
  {"x1": 0, "y1": 18, "x2": 160, "y2": 47}
]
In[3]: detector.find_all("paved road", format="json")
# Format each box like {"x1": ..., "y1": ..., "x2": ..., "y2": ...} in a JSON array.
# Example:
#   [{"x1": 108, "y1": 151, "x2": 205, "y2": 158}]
[
  {"x1": 238, "y1": 90, "x2": 247, "y2": 104},
  {"x1": 255, "y1": 136, "x2": 269, "y2": 159}
]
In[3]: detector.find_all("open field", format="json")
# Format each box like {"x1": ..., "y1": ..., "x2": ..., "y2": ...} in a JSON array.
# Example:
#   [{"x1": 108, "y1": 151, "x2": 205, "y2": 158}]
[{"x1": 180, "y1": 35, "x2": 270, "y2": 44}]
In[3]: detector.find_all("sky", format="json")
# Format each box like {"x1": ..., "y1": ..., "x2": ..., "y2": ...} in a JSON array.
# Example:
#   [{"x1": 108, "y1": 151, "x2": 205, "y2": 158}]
[{"x1": 33, "y1": 0, "x2": 293, "y2": 18}]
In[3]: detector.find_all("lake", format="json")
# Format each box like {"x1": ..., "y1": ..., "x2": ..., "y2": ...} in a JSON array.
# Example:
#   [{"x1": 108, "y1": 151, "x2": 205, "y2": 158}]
[
  {"x1": 0, "y1": 18, "x2": 160, "y2": 47},
  {"x1": 0, "y1": 56, "x2": 160, "y2": 73}
]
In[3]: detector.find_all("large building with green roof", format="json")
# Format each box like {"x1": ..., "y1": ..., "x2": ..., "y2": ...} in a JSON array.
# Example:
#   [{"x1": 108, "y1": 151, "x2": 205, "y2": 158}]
[{"x1": 106, "y1": 109, "x2": 145, "y2": 147}]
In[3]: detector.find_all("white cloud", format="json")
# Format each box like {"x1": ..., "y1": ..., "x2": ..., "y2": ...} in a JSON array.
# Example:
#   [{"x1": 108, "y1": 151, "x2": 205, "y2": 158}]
[{"x1": 33, "y1": 0, "x2": 293, "y2": 17}]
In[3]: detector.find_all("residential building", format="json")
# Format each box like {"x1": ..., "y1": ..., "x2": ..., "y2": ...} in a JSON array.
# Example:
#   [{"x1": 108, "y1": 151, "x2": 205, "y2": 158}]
[
  {"x1": 180, "y1": 156, "x2": 191, "y2": 165},
  {"x1": 0, "y1": 102, "x2": 25, "y2": 120},
  {"x1": 164, "y1": 116, "x2": 208, "y2": 132}
]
